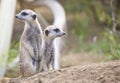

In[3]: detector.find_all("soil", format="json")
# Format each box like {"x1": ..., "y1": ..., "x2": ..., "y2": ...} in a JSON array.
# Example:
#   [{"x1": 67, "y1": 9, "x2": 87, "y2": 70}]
[{"x1": 8, "y1": 60, "x2": 120, "y2": 83}]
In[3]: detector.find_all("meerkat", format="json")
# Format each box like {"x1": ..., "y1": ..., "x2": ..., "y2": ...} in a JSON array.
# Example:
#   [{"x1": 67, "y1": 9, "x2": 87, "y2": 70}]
[
  {"x1": 15, "y1": 9, "x2": 44, "y2": 77},
  {"x1": 42, "y1": 25, "x2": 65, "y2": 71}
]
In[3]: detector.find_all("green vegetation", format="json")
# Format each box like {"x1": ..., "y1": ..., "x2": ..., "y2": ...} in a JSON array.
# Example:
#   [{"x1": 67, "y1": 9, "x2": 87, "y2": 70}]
[
  {"x1": 62, "y1": 0, "x2": 120, "y2": 60},
  {"x1": 8, "y1": 41, "x2": 19, "y2": 63}
]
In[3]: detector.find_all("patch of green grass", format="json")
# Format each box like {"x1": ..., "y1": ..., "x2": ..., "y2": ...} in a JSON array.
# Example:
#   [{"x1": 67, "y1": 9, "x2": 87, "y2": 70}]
[{"x1": 8, "y1": 41, "x2": 19, "y2": 63}]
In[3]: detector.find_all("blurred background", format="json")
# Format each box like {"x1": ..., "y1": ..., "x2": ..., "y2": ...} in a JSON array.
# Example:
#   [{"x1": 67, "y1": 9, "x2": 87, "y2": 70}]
[{"x1": 1, "y1": 0, "x2": 120, "y2": 77}]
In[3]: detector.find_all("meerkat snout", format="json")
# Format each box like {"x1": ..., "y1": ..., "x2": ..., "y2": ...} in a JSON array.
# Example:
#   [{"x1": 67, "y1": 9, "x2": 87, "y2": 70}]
[
  {"x1": 15, "y1": 9, "x2": 37, "y2": 21},
  {"x1": 62, "y1": 32, "x2": 66, "y2": 35}
]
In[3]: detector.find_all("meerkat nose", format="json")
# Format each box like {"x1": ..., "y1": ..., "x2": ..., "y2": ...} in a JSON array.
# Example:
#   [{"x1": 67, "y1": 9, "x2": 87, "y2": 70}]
[
  {"x1": 15, "y1": 15, "x2": 18, "y2": 18},
  {"x1": 63, "y1": 32, "x2": 66, "y2": 35}
]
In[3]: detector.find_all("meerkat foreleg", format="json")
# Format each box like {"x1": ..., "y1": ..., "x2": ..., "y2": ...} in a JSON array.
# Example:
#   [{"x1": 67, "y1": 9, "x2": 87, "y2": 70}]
[
  {"x1": 19, "y1": 47, "x2": 36, "y2": 77},
  {"x1": 50, "y1": 57, "x2": 54, "y2": 70},
  {"x1": 42, "y1": 57, "x2": 49, "y2": 71},
  {"x1": 50, "y1": 49, "x2": 55, "y2": 70},
  {"x1": 22, "y1": 41, "x2": 35, "y2": 59}
]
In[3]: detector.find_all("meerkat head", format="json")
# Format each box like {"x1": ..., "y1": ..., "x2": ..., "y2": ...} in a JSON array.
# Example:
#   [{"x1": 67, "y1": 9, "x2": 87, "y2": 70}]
[
  {"x1": 44, "y1": 25, "x2": 66, "y2": 39},
  {"x1": 15, "y1": 9, "x2": 37, "y2": 22}
]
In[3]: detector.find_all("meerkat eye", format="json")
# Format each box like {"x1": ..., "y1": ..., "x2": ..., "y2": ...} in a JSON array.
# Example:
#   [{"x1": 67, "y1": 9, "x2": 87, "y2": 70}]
[
  {"x1": 32, "y1": 14, "x2": 36, "y2": 20},
  {"x1": 21, "y1": 12, "x2": 28, "y2": 16},
  {"x1": 45, "y1": 30, "x2": 49, "y2": 36},
  {"x1": 53, "y1": 28, "x2": 60, "y2": 32}
]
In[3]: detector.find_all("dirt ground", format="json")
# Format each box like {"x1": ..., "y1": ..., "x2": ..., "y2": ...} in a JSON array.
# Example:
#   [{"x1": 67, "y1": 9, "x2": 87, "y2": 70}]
[{"x1": 6, "y1": 60, "x2": 120, "y2": 83}]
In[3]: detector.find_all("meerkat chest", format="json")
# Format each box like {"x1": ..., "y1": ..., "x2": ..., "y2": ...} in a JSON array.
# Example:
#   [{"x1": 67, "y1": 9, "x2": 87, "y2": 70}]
[
  {"x1": 25, "y1": 27, "x2": 42, "y2": 43},
  {"x1": 26, "y1": 27, "x2": 40, "y2": 38},
  {"x1": 24, "y1": 26, "x2": 42, "y2": 48},
  {"x1": 45, "y1": 44, "x2": 54, "y2": 57}
]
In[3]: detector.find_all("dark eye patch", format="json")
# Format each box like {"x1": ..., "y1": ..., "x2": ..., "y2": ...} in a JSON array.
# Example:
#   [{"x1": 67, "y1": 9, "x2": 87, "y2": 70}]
[
  {"x1": 32, "y1": 15, "x2": 36, "y2": 20},
  {"x1": 45, "y1": 30, "x2": 49, "y2": 36},
  {"x1": 53, "y1": 28, "x2": 60, "y2": 32},
  {"x1": 21, "y1": 12, "x2": 28, "y2": 16}
]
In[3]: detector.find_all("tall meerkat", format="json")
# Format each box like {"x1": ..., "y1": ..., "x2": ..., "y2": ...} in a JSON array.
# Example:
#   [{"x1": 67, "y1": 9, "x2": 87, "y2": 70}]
[
  {"x1": 16, "y1": 9, "x2": 44, "y2": 77},
  {"x1": 43, "y1": 25, "x2": 65, "y2": 71}
]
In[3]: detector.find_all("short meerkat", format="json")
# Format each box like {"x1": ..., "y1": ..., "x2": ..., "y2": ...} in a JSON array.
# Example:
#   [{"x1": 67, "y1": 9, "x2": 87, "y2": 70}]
[
  {"x1": 16, "y1": 9, "x2": 44, "y2": 77},
  {"x1": 42, "y1": 25, "x2": 65, "y2": 71}
]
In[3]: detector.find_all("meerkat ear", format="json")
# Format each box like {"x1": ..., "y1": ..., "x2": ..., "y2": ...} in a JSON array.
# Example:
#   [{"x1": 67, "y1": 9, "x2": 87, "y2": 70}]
[
  {"x1": 32, "y1": 14, "x2": 36, "y2": 20},
  {"x1": 45, "y1": 30, "x2": 49, "y2": 36}
]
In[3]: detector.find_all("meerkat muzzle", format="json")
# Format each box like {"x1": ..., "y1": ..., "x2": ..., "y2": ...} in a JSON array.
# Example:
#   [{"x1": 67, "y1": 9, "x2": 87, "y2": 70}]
[
  {"x1": 63, "y1": 32, "x2": 66, "y2": 35},
  {"x1": 15, "y1": 15, "x2": 18, "y2": 18}
]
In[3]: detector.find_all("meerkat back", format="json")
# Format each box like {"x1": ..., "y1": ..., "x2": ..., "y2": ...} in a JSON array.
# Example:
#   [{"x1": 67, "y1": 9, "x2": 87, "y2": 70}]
[{"x1": 16, "y1": 9, "x2": 44, "y2": 77}]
